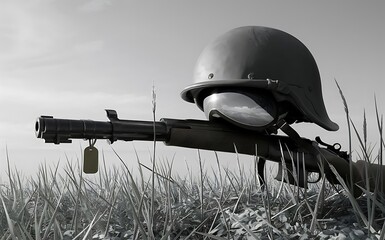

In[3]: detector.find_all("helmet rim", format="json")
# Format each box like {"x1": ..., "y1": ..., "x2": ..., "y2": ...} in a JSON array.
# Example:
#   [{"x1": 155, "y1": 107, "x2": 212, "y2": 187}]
[{"x1": 181, "y1": 79, "x2": 339, "y2": 131}]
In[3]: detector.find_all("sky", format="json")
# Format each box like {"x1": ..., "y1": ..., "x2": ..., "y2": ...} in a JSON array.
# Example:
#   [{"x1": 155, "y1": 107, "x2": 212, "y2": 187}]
[{"x1": 0, "y1": 0, "x2": 384, "y2": 176}]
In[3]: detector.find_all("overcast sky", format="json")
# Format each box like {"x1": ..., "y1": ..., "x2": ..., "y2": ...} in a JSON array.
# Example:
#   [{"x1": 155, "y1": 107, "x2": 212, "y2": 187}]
[{"x1": 0, "y1": 0, "x2": 384, "y2": 175}]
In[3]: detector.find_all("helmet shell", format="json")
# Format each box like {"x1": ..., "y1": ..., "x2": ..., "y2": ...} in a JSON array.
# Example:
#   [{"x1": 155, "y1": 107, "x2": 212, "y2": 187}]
[{"x1": 181, "y1": 26, "x2": 338, "y2": 131}]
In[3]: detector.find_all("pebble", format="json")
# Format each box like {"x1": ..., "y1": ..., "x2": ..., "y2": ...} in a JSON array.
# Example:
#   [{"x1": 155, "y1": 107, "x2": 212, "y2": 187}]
[
  {"x1": 317, "y1": 232, "x2": 329, "y2": 239},
  {"x1": 323, "y1": 229, "x2": 336, "y2": 235},
  {"x1": 299, "y1": 233, "x2": 308, "y2": 240},
  {"x1": 352, "y1": 229, "x2": 365, "y2": 237},
  {"x1": 336, "y1": 232, "x2": 347, "y2": 240},
  {"x1": 312, "y1": 223, "x2": 380, "y2": 240},
  {"x1": 349, "y1": 231, "x2": 360, "y2": 240},
  {"x1": 341, "y1": 227, "x2": 351, "y2": 234}
]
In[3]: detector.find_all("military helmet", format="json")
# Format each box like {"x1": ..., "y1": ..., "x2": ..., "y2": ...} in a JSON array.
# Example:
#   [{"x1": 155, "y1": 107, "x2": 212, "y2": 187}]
[{"x1": 181, "y1": 26, "x2": 338, "y2": 131}]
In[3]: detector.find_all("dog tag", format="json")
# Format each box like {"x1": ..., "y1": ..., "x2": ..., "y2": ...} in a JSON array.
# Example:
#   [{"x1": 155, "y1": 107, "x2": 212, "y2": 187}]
[{"x1": 84, "y1": 146, "x2": 98, "y2": 174}]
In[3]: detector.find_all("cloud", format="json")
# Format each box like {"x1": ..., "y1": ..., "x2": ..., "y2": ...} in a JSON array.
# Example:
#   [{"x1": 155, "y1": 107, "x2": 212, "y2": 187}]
[
  {"x1": 78, "y1": 0, "x2": 113, "y2": 12},
  {"x1": 0, "y1": 84, "x2": 149, "y2": 113},
  {"x1": 1, "y1": 39, "x2": 105, "y2": 72},
  {"x1": 0, "y1": 2, "x2": 105, "y2": 71},
  {"x1": 0, "y1": 82, "x2": 152, "y2": 148},
  {"x1": 0, "y1": 2, "x2": 64, "y2": 58},
  {"x1": 74, "y1": 40, "x2": 104, "y2": 54}
]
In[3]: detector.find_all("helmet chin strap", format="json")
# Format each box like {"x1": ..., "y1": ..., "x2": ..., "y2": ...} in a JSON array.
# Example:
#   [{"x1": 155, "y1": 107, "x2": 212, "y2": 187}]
[
  {"x1": 258, "y1": 118, "x2": 321, "y2": 189},
  {"x1": 276, "y1": 119, "x2": 302, "y2": 143},
  {"x1": 274, "y1": 118, "x2": 323, "y2": 187},
  {"x1": 275, "y1": 118, "x2": 321, "y2": 157}
]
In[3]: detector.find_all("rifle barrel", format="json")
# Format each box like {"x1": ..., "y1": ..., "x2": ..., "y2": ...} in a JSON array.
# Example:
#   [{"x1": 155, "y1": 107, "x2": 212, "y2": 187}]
[{"x1": 35, "y1": 116, "x2": 168, "y2": 144}]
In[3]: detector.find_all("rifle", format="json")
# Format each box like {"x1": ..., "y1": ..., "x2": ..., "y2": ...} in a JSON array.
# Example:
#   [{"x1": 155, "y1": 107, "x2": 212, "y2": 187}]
[{"x1": 35, "y1": 109, "x2": 384, "y2": 197}]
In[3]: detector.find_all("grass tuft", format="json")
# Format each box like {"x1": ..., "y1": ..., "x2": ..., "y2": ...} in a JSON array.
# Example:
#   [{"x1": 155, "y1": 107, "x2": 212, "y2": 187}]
[
  {"x1": 0, "y1": 84, "x2": 384, "y2": 239},
  {"x1": 1, "y1": 144, "x2": 383, "y2": 239}
]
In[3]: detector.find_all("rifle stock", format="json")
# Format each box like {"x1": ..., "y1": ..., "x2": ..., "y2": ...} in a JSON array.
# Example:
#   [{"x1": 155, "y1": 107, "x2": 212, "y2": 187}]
[{"x1": 36, "y1": 110, "x2": 374, "y2": 196}]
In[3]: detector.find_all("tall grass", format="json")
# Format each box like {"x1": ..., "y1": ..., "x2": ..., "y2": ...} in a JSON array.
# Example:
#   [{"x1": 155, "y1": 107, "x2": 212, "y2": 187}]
[
  {"x1": 1, "y1": 142, "x2": 384, "y2": 239},
  {"x1": 1, "y1": 86, "x2": 384, "y2": 239},
  {"x1": 334, "y1": 81, "x2": 385, "y2": 237}
]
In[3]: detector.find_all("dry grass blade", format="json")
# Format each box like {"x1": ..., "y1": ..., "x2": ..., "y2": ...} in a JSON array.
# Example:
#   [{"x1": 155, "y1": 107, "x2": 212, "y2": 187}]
[
  {"x1": 207, "y1": 208, "x2": 221, "y2": 237},
  {"x1": 80, "y1": 211, "x2": 100, "y2": 240},
  {"x1": 364, "y1": 110, "x2": 367, "y2": 150},
  {"x1": 34, "y1": 191, "x2": 41, "y2": 240},
  {"x1": 309, "y1": 171, "x2": 326, "y2": 232},
  {"x1": 229, "y1": 213, "x2": 260, "y2": 239},
  {"x1": 15, "y1": 222, "x2": 34, "y2": 240},
  {"x1": 38, "y1": 201, "x2": 48, "y2": 237},
  {"x1": 195, "y1": 232, "x2": 228, "y2": 240},
  {"x1": 350, "y1": 118, "x2": 376, "y2": 229},
  {"x1": 277, "y1": 140, "x2": 296, "y2": 203},
  {"x1": 121, "y1": 184, "x2": 147, "y2": 237},
  {"x1": 380, "y1": 220, "x2": 385, "y2": 240},
  {"x1": 374, "y1": 95, "x2": 384, "y2": 148},
  {"x1": 335, "y1": 79, "x2": 349, "y2": 116},
  {"x1": 0, "y1": 193, "x2": 16, "y2": 240},
  {"x1": 198, "y1": 149, "x2": 205, "y2": 219},
  {"x1": 271, "y1": 200, "x2": 301, "y2": 220},
  {"x1": 233, "y1": 144, "x2": 244, "y2": 190},
  {"x1": 335, "y1": 79, "x2": 354, "y2": 195},
  {"x1": 72, "y1": 209, "x2": 107, "y2": 240},
  {"x1": 62, "y1": 158, "x2": 84, "y2": 236},
  {"x1": 250, "y1": 207, "x2": 282, "y2": 235},
  {"x1": 374, "y1": 96, "x2": 384, "y2": 194},
  {"x1": 159, "y1": 226, "x2": 173, "y2": 240},
  {"x1": 261, "y1": 192, "x2": 273, "y2": 239},
  {"x1": 138, "y1": 162, "x2": 175, "y2": 183},
  {"x1": 356, "y1": 185, "x2": 385, "y2": 212},
  {"x1": 5, "y1": 147, "x2": 17, "y2": 213},
  {"x1": 133, "y1": 146, "x2": 146, "y2": 192},
  {"x1": 214, "y1": 151, "x2": 224, "y2": 202},
  {"x1": 214, "y1": 198, "x2": 232, "y2": 240},
  {"x1": 350, "y1": 118, "x2": 370, "y2": 162},
  {"x1": 232, "y1": 186, "x2": 245, "y2": 214},
  {"x1": 111, "y1": 146, "x2": 142, "y2": 202},
  {"x1": 73, "y1": 165, "x2": 84, "y2": 236},
  {"x1": 184, "y1": 216, "x2": 214, "y2": 240},
  {"x1": 16, "y1": 183, "x2": 37, "y2": 220},
  {"x1": 150, "y1": 83, "x2": 157, "y2": 239},
  {"x1": 103, "y1": 186, "x2": 121, "y2": 237},
  {"x1": 329, "y1": 164, "x2": 376, "y2": 233},
  {"x1": 102, "y1": 150, "x2": 111, "y2": 193}
]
